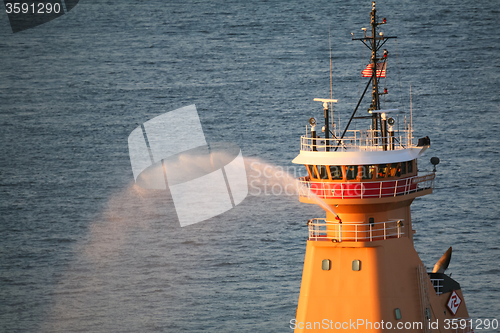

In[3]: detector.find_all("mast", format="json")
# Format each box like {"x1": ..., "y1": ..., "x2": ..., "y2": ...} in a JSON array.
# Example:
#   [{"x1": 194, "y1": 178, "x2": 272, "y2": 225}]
[
  {"x1": 351, "y1": 1, "x2": 396, "y2": 147},
  {"x1": 370, "y1": 1, "x2": 380, "y2": 131}
]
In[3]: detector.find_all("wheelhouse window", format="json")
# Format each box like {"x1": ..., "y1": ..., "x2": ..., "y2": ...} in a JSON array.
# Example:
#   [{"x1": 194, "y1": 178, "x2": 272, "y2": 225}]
[
  {"x1": 401, "y1": 161, "x2": 407, "y2": 175},
  {"x1": 395, "y1": 163, "x2": 402, "y2": 177},
  {"x1": 319, "y1": 165, "x2": 329, "y2": 179},
  {"x1": 361, "y1": 165, "x2": 375, "y2": 180},
  {"x1": 329, "y1": 166, "x2": 343, "y2": 180},
  {"x1": 307, "y1": 165, "x2": 319, "y2": 179},
  {"x1": 306, "y1": 162, "x2": 413, "y2": 181},
  {"x1": 407, "y1": 160, "x2": 413, "y2": 174},
  {"x1": 346, "y1": 166, "x2": 358, "y2": 180},
  {"x1": 387, "y1": 163, "x2": 398, "y2": 178},
  {"x1": 377, "y1": 164, "x2": 387, "y2": 178}
]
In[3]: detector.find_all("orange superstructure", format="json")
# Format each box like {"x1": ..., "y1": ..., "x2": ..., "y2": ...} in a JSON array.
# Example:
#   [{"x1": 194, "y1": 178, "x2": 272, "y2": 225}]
[{"x1": 292, "y1": 3, "x2": 472, "y2": 332}]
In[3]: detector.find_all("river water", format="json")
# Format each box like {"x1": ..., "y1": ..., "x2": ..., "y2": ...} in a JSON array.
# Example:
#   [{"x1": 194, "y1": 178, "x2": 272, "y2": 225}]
[{"x1": 0, "y1": 1, "x2": 498, "y2": 332}]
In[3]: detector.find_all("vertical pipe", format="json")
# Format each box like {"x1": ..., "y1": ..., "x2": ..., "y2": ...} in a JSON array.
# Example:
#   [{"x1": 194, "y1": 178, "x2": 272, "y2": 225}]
[
  {"x1": 382, "y1": 117, "x2": 388, "y2": 151},
  {"x1": 389, "y1": 128, "x2": 395, "y2": 150},
  {"x1": 324, "y1": 104, "x2": 330, "y2": 151},
  {"x1": 311, "y1": 125, "x2": 317, "y2": 151},
  {"x1": 381, "y1": 112, "x2": 388, "y2": 151}
]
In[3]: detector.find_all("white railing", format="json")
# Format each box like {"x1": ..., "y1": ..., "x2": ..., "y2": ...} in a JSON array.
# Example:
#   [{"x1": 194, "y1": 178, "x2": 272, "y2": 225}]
[
  {"x1": 307, "y1": 218, "x2": 404, "y2": 242},
  {"x1": 299, "y1": 173, "x2": 435, "y2": 200},
  {"x1": 430, "y1": 278, "x2": 444, "y2": 295},
  {"x1": 301, "y1": 129, "x2": 414, "y2": 152}
]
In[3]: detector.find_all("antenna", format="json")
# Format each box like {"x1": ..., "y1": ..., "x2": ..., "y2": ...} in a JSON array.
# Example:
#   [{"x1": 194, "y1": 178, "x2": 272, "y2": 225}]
[
  {"x1": 329, "y1": 29, "x2": 335, "y2": 132},
  {"x1": 329, "y1": 29, "x2": 333, "y2": 101},
  {"x1": 410, "y1": 84, "x2": 413, "y2": 144}
]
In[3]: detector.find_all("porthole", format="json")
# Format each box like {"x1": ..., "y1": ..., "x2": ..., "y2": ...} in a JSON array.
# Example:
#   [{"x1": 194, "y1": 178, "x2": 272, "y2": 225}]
[{"x1": 395, "y1": 308, "x2": 402, "y2": 320}]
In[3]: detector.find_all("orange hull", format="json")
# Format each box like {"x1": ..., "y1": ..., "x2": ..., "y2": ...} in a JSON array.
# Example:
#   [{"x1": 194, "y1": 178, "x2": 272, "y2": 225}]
[{"x1": 294, "y1": 238, "x2": 470, "y2": 332}]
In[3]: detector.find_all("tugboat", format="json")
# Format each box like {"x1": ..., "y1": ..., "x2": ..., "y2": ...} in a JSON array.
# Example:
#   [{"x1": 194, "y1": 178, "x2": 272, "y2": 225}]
[{"x1": 292, "y1": 3, "x2": 473, "y2": 332}]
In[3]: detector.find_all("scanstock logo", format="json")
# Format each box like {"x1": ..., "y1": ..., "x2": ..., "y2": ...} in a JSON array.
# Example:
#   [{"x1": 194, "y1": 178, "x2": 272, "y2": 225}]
[
  {"x1": 128, "y1": 105, "x2": 248, "y2": 227},
  {"x1": 4, "y1": 0, "x2": 80, "y2": 33}
]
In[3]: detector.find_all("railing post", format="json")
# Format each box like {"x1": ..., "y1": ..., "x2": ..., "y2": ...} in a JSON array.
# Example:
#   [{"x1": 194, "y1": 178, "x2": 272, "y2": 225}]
[
  {"x1": 309, "y1": 220, "x2": 312, "y2": 240},
  {"x1": 311, "y1": 221, "x2": 314, "y2": 240},
  {"x1": 314, "y1": 223, "x2": 317, "y2": 241},
  {"x1": 318, "y1": 220, "x2": 321, "y2": 241},
  {"x1": 394, "y1": 180, "x2": 398, "y2": 197},
  {"x1": 384, "y1": 222, "x2": 386, "y2": 240},
  {"x1": 379, "y1": 181, "x2": 383, "y2": 198},
  {"x1": 318, "y1": 219, "x2": 321, "y2": 241}
]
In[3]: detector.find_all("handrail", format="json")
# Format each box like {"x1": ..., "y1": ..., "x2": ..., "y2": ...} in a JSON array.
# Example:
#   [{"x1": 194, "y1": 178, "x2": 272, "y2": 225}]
[
  {"x1": 301, "y1": 129, "x2": 415, "y2": 152},
  {"x1": 299, "y1": 173, "x2": 434, "y2": 200},
  {"x1": 307, "y1": 218, "x2": 404, "y2": 242}
]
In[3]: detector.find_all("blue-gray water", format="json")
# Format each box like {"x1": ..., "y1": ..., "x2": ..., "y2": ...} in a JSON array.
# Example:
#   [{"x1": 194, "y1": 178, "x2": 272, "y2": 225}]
[{"x1": 0, "y1": 1, "x2": 498, "y2": 332}]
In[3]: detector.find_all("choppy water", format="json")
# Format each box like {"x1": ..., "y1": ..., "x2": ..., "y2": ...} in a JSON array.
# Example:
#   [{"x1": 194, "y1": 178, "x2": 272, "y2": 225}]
[{"x1": 1, "y1": 1, "x2": 499, "y2": 332}]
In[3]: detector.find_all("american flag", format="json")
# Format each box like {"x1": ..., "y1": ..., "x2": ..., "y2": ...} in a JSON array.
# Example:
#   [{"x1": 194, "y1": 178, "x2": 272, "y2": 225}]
[{"x1": 361, "y1": 62, "x2": 387, "y2": 78}]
